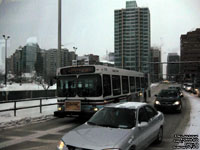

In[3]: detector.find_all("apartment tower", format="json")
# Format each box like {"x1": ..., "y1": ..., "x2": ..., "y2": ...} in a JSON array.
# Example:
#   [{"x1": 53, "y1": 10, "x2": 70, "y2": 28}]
[{"x1": 114, "y1": 1, "x2": 150, "y2": 73}]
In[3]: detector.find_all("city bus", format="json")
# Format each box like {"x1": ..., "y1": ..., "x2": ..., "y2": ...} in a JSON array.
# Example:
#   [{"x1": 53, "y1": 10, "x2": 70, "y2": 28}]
[{"x1": 54, "y1": 65, "x2": 150, "y2": 117}]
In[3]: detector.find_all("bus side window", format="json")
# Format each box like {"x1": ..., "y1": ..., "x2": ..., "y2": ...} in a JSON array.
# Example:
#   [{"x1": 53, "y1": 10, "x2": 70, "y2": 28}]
[
  {"x1": 136, "y1": 77, "x2": 141, "y2": 92},
  {"x1": 130, "y1": 77, "x2": 136, "y2": 92},
  {"x1": 122, "y1": 76, "x2": 129, "y2": 94},
  {"x1": 145, "y1": 76, "x2": 148, "y2": 89},
  {"x1": 112, "y1": 75, "x2": 121, "y2": 96},
  {"x1": 141, "y1": 77, "x2": 145, "y2": 89},
  {"x1": 103, "y1": 74, "x2": 111, "y2": 97}
]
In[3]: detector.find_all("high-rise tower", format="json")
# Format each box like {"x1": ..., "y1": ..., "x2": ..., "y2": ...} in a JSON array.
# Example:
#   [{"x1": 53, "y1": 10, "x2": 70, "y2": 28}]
[{"x1": 114, "y1": 1, "x2": 150, "y2": 73}]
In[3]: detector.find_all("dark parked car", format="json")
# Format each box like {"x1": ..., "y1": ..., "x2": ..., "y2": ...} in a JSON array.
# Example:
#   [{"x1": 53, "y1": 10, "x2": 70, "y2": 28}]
[{"x1": 154, "y1": 89, "x2": 183, "y2": 113}]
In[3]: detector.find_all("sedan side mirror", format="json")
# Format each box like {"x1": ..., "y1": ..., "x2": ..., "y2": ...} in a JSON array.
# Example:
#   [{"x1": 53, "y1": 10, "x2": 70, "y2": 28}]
[{"x1": 138, "y1": 121, "x2": 148, "y2": 128}]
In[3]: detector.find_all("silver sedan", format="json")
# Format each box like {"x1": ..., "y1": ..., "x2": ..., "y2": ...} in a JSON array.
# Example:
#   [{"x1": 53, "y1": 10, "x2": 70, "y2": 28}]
[{"x1": 57, "y1": 102, "x2": 164, "y2": 150}]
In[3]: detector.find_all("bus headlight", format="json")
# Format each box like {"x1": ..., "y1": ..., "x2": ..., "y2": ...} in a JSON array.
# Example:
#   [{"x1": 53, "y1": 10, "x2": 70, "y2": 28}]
[
  {"x1": 139, "y1": 92, "x2": 143, "y2": 96},
  {"x1": 58, "y1": 107, "x2": 62, "y2": 111}
]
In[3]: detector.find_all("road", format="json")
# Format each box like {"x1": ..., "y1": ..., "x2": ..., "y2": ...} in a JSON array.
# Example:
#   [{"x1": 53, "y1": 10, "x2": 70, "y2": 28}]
[{"x1": 0, "y1": 84, "x2": 193, "y2": 150}]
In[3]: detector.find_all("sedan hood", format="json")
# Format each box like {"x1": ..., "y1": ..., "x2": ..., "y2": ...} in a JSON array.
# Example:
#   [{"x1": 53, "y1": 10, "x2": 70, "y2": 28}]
[
  {"x1": 62, "y1": 123, "x2": 131, "y2": 149},
  {"x1": 157, "y1": 97, "x2": 179, "y2": 102}
]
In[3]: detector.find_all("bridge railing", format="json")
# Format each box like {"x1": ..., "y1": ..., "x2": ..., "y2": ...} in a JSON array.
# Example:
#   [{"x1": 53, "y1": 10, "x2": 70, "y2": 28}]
[{"x1": 0, "y1": 97, "x2": 58, "y2": 116}]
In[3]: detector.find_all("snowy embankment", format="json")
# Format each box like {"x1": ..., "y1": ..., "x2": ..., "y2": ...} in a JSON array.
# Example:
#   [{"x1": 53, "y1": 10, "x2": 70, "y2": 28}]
[
  {"x1": 150, "y1": 83, "x2": 159, "y2": 88},
  {"x1": 0, "y1": 98, "x2": 58, "y2": 130},
  {"x1": 180, "y1": 92, "x2": 200, "y2": 150},
  {"x1": 184, "y1": 92, "x2": 200, "y2": 135}
]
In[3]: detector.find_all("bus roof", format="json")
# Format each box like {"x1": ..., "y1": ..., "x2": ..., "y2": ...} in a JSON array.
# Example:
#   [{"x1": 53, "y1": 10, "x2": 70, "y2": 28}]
[{"x1": 57, "y1": 65, "x2": 144, "y2": 77}]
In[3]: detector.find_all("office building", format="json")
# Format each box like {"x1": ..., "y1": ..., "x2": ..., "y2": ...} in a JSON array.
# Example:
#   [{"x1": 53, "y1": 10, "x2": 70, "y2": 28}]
[
  {"x1": 21, "y1": 43, "x2": 40, "y2": 73},
  {"x1": 181, "y1": 28, "x2": 200, "y2": 80},
  {"x1": 167, "y1": 53, "x2": 180, "y2": 81},
  {"x1": 45, "y1": 48, "x2": 76, "y2": 76},
  {"x1": 150, "y1": 47, "x2": 162, "y2": 82}
]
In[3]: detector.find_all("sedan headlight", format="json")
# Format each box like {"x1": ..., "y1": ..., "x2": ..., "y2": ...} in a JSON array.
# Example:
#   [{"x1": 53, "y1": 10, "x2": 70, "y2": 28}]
[
  {"x1": 155, "y1": 100, "x2": 160, "y2": 105},
  {"x1": 173, "y1": 101, "x2": 180, "y2": 105},
  {"x1": 57, "y1": 140, "x2": 65, "y2": 150}
]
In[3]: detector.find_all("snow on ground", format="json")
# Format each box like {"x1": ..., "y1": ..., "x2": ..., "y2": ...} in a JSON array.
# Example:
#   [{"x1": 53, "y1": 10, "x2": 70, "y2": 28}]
[
  {"x1": 150, "y1": 83, "x2": 159, "y2": 88},
  {"x1": 0, "y1": 98, "x2": 57, "y2": 130},
  {"x1": 0, "y1": 82, "x2": 56, "y2": 91},
  {"x1": 183, "y1": 92, "x2": 200, "y2": 149}
]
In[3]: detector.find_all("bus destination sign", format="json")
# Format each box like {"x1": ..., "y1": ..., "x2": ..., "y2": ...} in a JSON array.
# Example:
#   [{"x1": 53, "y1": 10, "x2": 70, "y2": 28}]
[{"x1": 60, "y1": 66, "x2": 95, "y2": 75}]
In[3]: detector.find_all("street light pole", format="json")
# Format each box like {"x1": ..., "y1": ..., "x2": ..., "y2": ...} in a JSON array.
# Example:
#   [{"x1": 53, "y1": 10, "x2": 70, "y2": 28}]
[
  {"x1": 57, "y1": 0, "x2": 62, "y2": 68},
  {"x1": 2, "y1": 35, "x2": 10, "y2": 86}
]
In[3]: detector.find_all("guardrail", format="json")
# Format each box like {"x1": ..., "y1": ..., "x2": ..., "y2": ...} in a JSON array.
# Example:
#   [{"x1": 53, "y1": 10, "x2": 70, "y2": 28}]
[{"x1": 0, "y1": 97, "x2": 58, "y2": 116}]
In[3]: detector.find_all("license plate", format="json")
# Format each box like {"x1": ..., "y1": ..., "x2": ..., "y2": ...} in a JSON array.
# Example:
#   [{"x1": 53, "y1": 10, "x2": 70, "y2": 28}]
[{"x1": 65, "y1": 101, "x2": 81, "y2": 112}]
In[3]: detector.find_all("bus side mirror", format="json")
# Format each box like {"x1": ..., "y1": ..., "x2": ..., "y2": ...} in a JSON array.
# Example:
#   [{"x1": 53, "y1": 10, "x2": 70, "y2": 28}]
[{"x1": 155, "y1": 94, "x2": 157, "y2": 97}]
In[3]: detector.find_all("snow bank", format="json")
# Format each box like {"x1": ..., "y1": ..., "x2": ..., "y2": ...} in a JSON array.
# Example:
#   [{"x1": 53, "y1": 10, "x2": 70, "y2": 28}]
[
  {"x1": 0, "y1": 98, "x2": 57, "y2": 130},
  {"x1": 183, "y1": 92, "x2": 200, "y2": 150},
  {"x1": 150, "y1": 83, "x2": 159, "y2": 88}
]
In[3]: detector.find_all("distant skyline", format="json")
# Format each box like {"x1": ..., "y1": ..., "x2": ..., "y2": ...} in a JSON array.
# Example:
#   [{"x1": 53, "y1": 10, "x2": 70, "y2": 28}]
[{"x1": 0, "y1": 0, "x2": 200, "y2": 65}]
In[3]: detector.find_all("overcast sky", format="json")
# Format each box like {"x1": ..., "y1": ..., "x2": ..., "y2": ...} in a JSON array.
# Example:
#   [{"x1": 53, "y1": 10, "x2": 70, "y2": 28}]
[{"x1": 0, "y1": 0, "x2": 200, "y2": 66}]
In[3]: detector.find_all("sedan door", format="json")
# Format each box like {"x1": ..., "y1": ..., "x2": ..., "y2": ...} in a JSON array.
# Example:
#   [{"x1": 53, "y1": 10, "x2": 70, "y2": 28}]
[
  {"x1": 144, "y1": 106, "x2": 161, "y2": 143},
  {"x1": 136, "y1": 106, "x2": 152, "y2": 150}
]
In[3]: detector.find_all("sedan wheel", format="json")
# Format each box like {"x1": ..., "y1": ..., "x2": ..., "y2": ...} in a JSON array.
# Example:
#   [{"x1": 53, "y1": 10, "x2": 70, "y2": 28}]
[
  {"x1": 129, "y1": 145, "x2": 136, "y2": 150},
  {"x1": 155, "y1": 127, "x2": 163, "y2": 144}
]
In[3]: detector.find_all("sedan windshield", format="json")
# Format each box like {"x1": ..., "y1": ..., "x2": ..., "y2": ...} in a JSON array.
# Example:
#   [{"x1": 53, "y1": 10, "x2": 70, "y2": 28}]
[
  {"x1": 158, "y1": 90, "x2": 178, "y2": 97},
  {"x1": 88, "y1": 107, "x2": 136, "y2": 129}
]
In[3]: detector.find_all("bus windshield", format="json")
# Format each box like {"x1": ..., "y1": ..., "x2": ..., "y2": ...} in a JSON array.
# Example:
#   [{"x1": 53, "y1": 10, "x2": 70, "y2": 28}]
[
  {"x1": 57, "y1": 74, "x2": 102, "y2": 97},
  {"x1": 57, "y1": 76, "x2": 77, "y2": 97}
]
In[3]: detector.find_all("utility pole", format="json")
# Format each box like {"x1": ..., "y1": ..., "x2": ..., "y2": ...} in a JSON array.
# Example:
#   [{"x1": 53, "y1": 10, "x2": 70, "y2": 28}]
[
  {"x1": 2, "y1": 35, "x2": 10, "y2": 86},
  {"x1": 57, "y1": 0, "x2": 62, "y2": 68}
]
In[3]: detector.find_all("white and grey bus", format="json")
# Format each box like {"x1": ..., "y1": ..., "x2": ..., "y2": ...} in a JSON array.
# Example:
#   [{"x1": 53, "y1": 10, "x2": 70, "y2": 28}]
[{"x1": 54, "y1": 65, "x2": 150, "y2": 117}]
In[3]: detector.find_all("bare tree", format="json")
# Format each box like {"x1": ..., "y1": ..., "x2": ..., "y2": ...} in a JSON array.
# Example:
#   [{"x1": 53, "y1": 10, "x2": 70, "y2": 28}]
[{"x1": 37, "y1": 75, "x2": 54, "y2": 98}]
